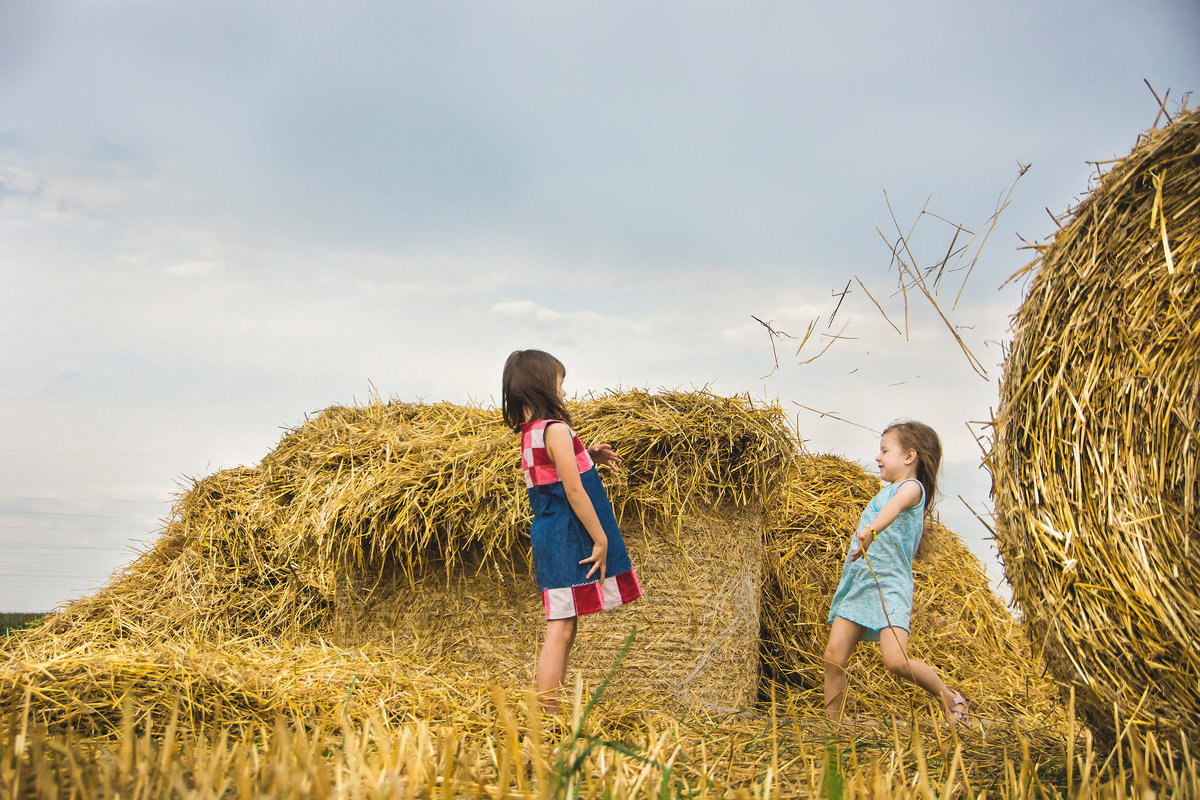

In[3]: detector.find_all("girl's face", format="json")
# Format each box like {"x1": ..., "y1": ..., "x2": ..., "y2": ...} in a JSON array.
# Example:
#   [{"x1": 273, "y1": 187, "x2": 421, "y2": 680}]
[
  {"x1": 876, "y1": 431, "x2": 917, "y2": 483},
  {"x1": 555, "y1": 372, "x2": 565, "y2": 404}
]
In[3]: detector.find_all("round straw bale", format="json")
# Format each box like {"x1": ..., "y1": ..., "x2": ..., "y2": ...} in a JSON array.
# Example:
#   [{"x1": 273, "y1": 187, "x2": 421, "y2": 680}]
[{"x1": 989, "y1": 107, "x2": 1200, "y2": 749}]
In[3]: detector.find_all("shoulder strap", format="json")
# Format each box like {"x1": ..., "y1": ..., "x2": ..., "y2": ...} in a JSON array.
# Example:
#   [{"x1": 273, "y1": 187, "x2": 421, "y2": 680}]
[{"x1": 894, "y1": 477, "x2": 926, "y2": 508}]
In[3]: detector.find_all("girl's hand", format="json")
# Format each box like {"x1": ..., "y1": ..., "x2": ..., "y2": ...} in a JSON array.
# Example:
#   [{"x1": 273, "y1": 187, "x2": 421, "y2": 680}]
[
  {"x1": 580, "y1": 537, "x2": 608, "y2": 581},
  {"x1": 587, "y1": 443, "x2": 621, "y2": 472},
  {"x1": 849, "y1": 527, "x2": 874, "y2": 561}
]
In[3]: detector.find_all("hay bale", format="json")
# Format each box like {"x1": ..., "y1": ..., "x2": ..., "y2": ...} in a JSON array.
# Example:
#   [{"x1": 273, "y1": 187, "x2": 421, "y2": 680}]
[
  {"x1": 4, "y1": 391, "x2": 793, "y2": 721},
  {"x1": 337, "y1": 506, "x2": 764, "y2": 712},
  {"x1": 305, "y1": 391, "x2": 786, "y2": 711},
  {"x1": 989, "y1": 107, "x2": 1200, "y2": 749}
]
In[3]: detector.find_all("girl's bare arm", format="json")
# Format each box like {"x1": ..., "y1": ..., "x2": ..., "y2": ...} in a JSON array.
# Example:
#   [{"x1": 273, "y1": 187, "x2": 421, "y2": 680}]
[
  {"x1": 850, "y1": 480, "x2": 923, "y2": 561},
  {"x1": 544, "y1": 423, "x2": 609, "y2": 580}
]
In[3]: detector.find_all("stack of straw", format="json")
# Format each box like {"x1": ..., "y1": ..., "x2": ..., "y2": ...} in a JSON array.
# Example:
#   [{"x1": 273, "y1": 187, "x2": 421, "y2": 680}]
[
  {"x1": 1, "y1": 389, "x2": 1051, "y2": 737},
  {"x1": 3, "y1": 391, "x2": 794, "y2": 724},
  {"x1": 989, "y1": 106, "x2": 1199, "y2": 752}
]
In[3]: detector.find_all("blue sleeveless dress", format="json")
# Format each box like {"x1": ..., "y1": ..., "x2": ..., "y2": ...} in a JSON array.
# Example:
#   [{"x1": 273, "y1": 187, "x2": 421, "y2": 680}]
[
  {"x1": 520, "y1": 419, "x2": 642, "y2": 620},
  {"x1": 827, "y1": 478, "x2": 925, "y2": 642}
]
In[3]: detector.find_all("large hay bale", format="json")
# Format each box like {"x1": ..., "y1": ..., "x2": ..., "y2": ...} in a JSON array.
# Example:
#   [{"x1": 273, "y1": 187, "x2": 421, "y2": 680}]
[
  {"x1": 3, "y1": 391, "x2": 793, "y2": 723},
  {"x1": 989, "y1": 107, "x2": 1200, "y2": 749},
  {"x1": 337, "y1": 506, "x2": 764, "y2": 712},
  {"x1": 276, "y1": 390, "x2": 786, "y2": 711}
]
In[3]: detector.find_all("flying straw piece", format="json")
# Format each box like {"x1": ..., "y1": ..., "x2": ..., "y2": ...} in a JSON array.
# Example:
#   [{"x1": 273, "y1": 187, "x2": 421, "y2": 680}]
[
  {"x1": 751, "y1": 315, "x2": 796, "y2": 379},
  {"x1": 791, "y1": 402, "x2": 878, "y2": 435},
  {"x1": 951, "y1": 163, "x2": 1029, "y2": 310},
  {"x1": 792, "y1": 316, "x2": 820, "y2": 362},
  {"x1": 798, "y1": 322, "x2": 849, "y2": 365},
  {"x1": 881, "y1": 193, "x2": 989, "y2": 378},
  {"x1": 854, "y1": 275, "x2": 902, "y2": 335},
  {"x1": 828, "y1": 280, "x2": 852, "y2": 328},
  {"x1": 895, "y1": 251, "x2": 988, "y2": 378}
]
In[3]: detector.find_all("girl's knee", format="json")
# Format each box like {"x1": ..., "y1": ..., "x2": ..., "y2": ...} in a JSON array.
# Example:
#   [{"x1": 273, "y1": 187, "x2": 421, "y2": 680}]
[
  {"x1": 545, "y1": 618, "x2": 577, "y2": 645},
  {"x1": 823, "y1": 646, "x2": 848, "y2": 673},
  {"x1": 881, "y1": 651, "x2": 910, "y2": 676}
]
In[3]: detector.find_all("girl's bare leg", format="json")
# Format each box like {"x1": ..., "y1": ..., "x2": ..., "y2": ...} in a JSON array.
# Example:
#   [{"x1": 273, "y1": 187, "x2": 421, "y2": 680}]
[
  {"x1": 877, "y1": 627, "x2": 960, "y2": 714},
  {"x1": 824, "y1": 616, "x2": 865, "y2": 722},
  {"x1": 537, "y1": 617, "x2": 578, "y2": 712}
]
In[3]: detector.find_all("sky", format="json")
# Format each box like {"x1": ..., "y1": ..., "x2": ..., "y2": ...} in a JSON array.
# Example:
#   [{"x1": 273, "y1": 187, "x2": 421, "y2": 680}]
[{"x1": 2, "y1": 1, "x2": 1197, "y2": 611}]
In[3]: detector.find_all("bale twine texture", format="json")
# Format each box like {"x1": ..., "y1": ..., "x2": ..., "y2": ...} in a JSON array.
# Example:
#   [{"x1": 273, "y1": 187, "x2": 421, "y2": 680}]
[{"x1": 989, "y1": 107, "x2": 1200, "y2": 750}]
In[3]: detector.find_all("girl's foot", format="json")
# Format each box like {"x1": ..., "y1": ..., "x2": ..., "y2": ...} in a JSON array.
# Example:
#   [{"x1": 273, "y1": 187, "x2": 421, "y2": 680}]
[{"x1": 945, "y1": 691, "x2": 969, "y2": 726}]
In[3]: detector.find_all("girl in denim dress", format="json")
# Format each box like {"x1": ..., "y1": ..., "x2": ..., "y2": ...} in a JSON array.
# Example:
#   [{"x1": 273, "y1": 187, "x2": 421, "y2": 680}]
[{"x1": 501, "y1": 349, "x2": 642, "y2": 711}]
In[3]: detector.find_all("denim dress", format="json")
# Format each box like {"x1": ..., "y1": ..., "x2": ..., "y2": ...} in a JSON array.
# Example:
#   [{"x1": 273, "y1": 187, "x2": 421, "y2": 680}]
[{"x1": 520, "y1": 419, "x2": 642, "y2": 620}]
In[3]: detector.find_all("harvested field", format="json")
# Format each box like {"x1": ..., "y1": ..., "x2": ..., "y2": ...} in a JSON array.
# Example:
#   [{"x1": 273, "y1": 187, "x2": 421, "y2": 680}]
[
  {"x1": 0, "y1": 613, "x2": 45, "y2": 638},
  {"x1": 3, "y1": 387, "x2": 1184, "y2": 796}
]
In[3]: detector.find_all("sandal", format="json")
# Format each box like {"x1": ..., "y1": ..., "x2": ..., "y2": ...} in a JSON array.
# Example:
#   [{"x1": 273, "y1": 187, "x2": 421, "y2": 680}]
[{"x1": 946, "y1": 691, "x2": 970, "y2": 726}]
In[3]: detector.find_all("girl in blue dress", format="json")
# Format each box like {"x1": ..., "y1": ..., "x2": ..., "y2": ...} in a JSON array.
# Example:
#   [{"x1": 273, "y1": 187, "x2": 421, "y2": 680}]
[
  {"x1": 823, "y1": 420, "x2": 968, "y2": 725},
  {"x1": 501, "y1": 349, "x2": 642, "y2": 711}
]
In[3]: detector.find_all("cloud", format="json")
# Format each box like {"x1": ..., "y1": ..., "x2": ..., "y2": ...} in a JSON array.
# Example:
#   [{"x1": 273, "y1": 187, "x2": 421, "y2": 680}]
[
  {"x1": 162, "y1": 259, "x2": 224, "y2": 276},
  {"x1": 490, "y1": 299, "x2": 603, "y2": 325},
  {"x1": 1, "y1": 0, "x2": 1196, "y2": 612}
]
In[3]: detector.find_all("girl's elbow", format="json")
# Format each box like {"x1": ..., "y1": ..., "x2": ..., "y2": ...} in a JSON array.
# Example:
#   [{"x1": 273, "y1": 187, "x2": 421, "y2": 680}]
[{"x1": 564, "y1": 485, "x2": 593, "y2": 510}]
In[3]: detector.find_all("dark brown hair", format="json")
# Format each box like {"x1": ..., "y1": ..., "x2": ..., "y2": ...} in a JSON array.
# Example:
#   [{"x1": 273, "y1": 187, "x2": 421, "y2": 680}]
[
  {"x1": 883, "y1": 419, "x2": 941, "y2": 517},
  {"x1": 501, "y1": 349, "x2": 571, "y2": 432}
]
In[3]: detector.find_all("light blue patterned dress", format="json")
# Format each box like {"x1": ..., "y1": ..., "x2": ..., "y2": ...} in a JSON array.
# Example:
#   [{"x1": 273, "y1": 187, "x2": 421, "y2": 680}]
[{"x1": 827, "y1": 478, "x2": 925, "y2": 642}]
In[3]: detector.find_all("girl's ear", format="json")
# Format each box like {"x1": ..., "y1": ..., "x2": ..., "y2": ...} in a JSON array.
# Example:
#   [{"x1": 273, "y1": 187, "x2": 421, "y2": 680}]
[{"x1": 904, "y1": 448, "x2": 917, "y2": 465}]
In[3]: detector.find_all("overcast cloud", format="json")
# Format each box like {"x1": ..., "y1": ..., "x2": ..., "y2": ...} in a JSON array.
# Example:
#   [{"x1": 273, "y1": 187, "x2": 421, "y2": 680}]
[{"x1": 2, "y1": 1, "x2": 1197, "y2": 610}]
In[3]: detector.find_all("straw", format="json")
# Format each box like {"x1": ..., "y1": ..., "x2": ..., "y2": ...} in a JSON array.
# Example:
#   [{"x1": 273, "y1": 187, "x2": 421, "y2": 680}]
[
  {"x1": 0, "y1": 389, "x2": 1062, "y2": 789},
  {"x1": 988, "y1": 105, "x2": 1199, "y2": 754}
]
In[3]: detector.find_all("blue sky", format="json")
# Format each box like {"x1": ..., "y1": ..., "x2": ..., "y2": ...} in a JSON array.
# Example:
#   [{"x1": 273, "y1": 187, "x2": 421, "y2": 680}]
[{"x1": 2, "y1": 1, "x2": 1197, "y2": 610}]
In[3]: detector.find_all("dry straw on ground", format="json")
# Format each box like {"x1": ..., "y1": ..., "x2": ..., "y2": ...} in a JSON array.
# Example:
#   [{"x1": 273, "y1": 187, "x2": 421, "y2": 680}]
[
  {"x1": 9, "y1": 686, "x2": 1193, "y2": 800},
  {"x1": 989, "y1": 105, "x2": 1199, "y2": 753},
  {"x1": 1, "y1": 389, "x2": 1066, "y2": 794}
]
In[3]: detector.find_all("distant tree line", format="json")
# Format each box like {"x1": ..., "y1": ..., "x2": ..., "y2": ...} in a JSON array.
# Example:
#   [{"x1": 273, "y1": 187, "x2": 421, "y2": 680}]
[{"x1": 0, "y1": 612, "x2": 46, "y2": 637}]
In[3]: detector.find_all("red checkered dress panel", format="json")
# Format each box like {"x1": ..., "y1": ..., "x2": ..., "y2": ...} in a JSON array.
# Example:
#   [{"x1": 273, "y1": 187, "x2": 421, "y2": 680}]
[{"x1": 520, "y1": 420, "x2": 594, "y2": 488}]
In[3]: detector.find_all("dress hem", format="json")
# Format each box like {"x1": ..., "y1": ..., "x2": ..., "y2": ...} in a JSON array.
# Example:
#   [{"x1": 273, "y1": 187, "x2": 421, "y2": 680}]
[
  {"x1": 542, "y1": 570, "x2": 643, "y2": 620},
  {"x1": 828, "y1": 612, "x2": 910, "y2": 643}
]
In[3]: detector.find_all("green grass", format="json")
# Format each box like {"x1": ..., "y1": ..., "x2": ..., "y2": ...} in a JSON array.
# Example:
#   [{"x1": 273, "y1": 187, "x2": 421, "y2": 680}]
[{"x1": 0, "y1": 612, "x2": 46, "y2": 637}]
